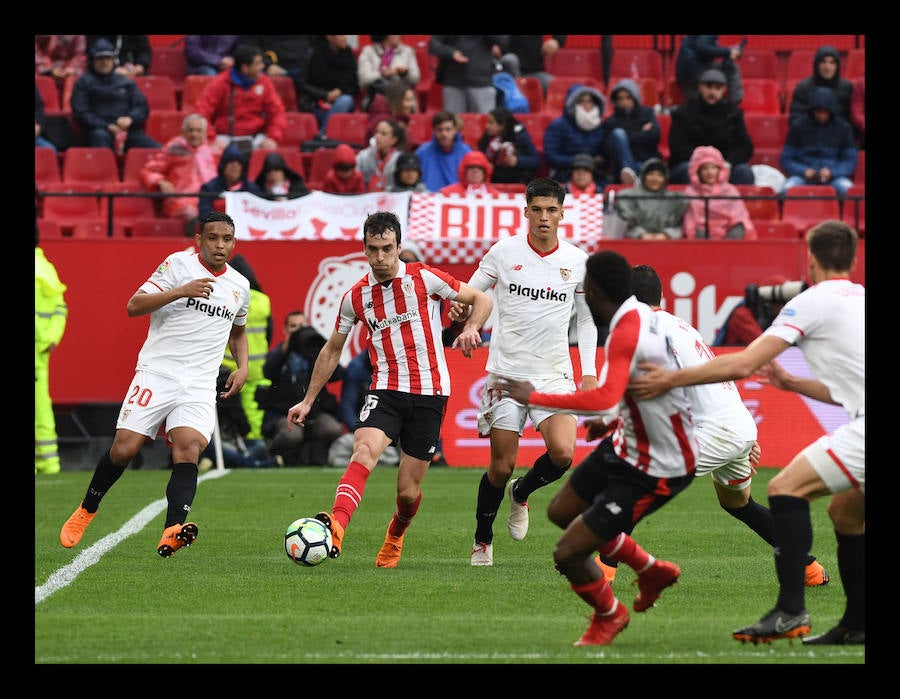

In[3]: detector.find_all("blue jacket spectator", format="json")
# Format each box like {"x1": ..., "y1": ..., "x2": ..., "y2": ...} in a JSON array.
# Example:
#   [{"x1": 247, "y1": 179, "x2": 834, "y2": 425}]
[
  {"x1": 415, "y1": 111, "x2": 472, "y2": 191},
  {"x1": 600, "y1": 78, "x2": 662, "y2": 184},
  {"x1": 780, "y1": 86, "x2": 857, "y2": 196},
  {"x1": 198, "y1": 143, "x2": 262, "y2": 219},
  {"x1": 542, "y1": 82, "x2": 608, "y2": 185},
  {"x1": 184, "y1": 35, "x2": 240, "y2": 76},
  {"x1": 71, "y1": 38, "x2": 161, "y2": 151}
]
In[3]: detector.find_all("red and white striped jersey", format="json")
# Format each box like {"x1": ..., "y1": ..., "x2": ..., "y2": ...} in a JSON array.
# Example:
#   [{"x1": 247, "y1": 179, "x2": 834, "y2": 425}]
[
  {"x1": 334, "y1": 260, "x2": 462, "y2": 396},
  {"x1": 528, "y1": 296, "x2": 699, "y2": 479}
]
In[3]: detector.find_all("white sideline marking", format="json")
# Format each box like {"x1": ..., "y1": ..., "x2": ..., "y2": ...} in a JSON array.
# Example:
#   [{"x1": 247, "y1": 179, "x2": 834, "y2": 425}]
[{"x1": 35, "y1": 470, "x2": 230, "y2": 605}]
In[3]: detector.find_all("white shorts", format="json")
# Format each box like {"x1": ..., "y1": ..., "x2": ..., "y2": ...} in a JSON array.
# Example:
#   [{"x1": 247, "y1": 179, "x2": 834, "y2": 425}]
[
  {"x1": 477, "y1": 373, "x2": 577, "y2": 437},
  {"x1": 694, "y1": 422, "x2": 756, "y2": 490},
  {"x1": 803, "y1": 416, "x2": 865, "y2": 494},
  {"x1": 116, "y1": 370, "x2": 217, "y2": 444}
]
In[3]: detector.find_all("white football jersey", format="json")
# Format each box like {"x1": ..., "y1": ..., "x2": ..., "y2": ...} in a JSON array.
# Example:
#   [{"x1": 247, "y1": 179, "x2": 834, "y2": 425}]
[
  {"x1": 764, "y1": 278, "x2": 865, "y2": 420},
  {"x1": 530, "y1": 296, "x2": 698, "y2": 478},
  {"x1": 134, "y1": 250, "x2": 250, "y2": 388},
  {"x1": 656, "y1": 308, "x2": 758, "y2": 441},
  {"x1": 468, "y1": 233, "x2": 597, "y2": 382}
]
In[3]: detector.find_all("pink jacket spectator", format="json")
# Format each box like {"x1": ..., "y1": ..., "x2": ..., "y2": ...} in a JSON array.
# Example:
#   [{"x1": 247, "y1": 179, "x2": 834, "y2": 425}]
[
  {"x1": 682, "y1": 145, "x2": 756, "y2": 240},
  {"x1": 139, "y1": 135, "x2": 221, "y2": 220},
  {"x1": 192, "y1": 69, "x2": 287, "y2": 144}
]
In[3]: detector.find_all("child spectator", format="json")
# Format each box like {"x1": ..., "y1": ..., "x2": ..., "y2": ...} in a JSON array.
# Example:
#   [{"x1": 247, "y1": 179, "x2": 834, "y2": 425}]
[
  {"x1": 386, "y1": 152, "x2": 429, "y2": 193},
  {"x1": 780, "y1": 86, "x2": 857, "y2": 197},
  {"x1": 682, "y1": 145, "x2": 757, "y2": 240},
  {"x1": 140, "y1": 113, "x2": 221, "y2": 236},
  {"x1": 613, "y1": 158, "x2": 689, "y2": 240},
  {"x1": 566, "y1": 153, "x2": 599, "y2": 196},
  {"x1": 321, "y1": 144, "x2": 365, "y2": 194},
  {"x1": 415, "y1": 111, "x2": 472, "y2": 191},
  {"x1": 438, "y1": 150, "x2": 500, "y2": 196},
  {"x1": 600, "y1": 78, "x2": 662, "y2": 185},
  {"x1": 356, "y1": 119, "x2": 407, "y2": 192},
  {"x1": 254, "y1": 151, "x2": 310, "y2": 200},
  {"x1": 476, "y1": 107, "x2": 542, "y2": 184},
  {"x1": 198, "y1": 143, "x2": 262, "y2": 219}
]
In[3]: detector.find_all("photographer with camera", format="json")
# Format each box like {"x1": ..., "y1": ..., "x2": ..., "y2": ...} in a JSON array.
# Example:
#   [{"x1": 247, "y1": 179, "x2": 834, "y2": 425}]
[
  {"x1": 259, "y1": 311, "x2": 345, "y2": 466},
  {"x1": 714, "y1": 275, "x2": 806, "y2": 346}
]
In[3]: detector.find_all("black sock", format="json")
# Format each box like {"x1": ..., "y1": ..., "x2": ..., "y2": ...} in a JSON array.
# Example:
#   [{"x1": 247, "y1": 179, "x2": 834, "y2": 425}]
[
  {"x1": 770, "y1": 494, "x2": 811, "y2": 614},
  {"x1": 835, "y1": 531, "x2": 865, "y2": 631},
  {"x1": 514, "y1": 452, "x2": 570, "y2": 502},
  {"x1": 723, "y1": 496, "x2": 817, "y2": 565},
  {"x1": 165, "y1": 462, "x2": 199, "y2": 528},
  {"x1": 474, "y1": 472, "x2": 504, "y2": 544},
  {"x1": 82, "y1": 450, "x2": 127, "y2": 513}
]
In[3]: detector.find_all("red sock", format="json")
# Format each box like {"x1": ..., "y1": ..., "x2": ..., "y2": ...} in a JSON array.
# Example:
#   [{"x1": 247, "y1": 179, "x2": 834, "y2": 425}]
[
  {"x1": 333, "y1": 461, "x2": 371, "y2": 529},
  {"x1": 571, "y1": 577, "x2": 617, "y2": 614},
  {"x1": 598, "y1": 533, "x2": 654, "y2": 574},
  {"x1": 388, "y1": 492, "x2": 422, "y2": 537}
]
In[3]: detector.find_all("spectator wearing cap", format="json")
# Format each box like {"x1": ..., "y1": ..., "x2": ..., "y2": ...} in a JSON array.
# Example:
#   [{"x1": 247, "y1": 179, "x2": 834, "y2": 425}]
[
  {"x1": 668, "y1": 68, "x2": 754, "y2": 186},
  {"x1": 543, "y1": 82, "x2": 611, "y2": 185},
  {"x1": 387, "y1": 152, "x2": 429, "y2": 193},
  {"x1": 613, "y1": 158, "x2": 689, "y2": 240},
  {"x1": 438, "y1": 150, "x2": 500, "y2": 196},
  {"x1": 321, "y1": 144, "x2": 365, "y2": 194},
  {"x1": 70, "y1": 38, "x2": 161, "y2": 152},
  {"x1": 566, "y1": 153, "x2": 600, "y2": 196}
]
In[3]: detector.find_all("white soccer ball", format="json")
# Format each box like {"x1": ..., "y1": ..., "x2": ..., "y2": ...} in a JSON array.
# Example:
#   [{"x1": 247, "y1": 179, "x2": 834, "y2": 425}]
[{"x1": 284, "y1": 517, "x2": 333, "y2": 567}]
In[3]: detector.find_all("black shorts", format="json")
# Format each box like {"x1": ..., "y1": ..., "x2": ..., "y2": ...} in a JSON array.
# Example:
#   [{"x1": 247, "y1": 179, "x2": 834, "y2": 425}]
[
  {"x1": 569, "y1": 438, "x2": 695, "y2": 542},
  {"x1": 355, "y1": 390, "x2": 448, "y2": 461}
]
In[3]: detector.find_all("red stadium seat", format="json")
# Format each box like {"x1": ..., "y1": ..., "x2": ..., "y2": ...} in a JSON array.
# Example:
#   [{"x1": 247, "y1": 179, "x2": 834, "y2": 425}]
[
  {"x1": 39, "y1": 183, "x2": 103, "y2": 235},
  {"x1": 739, "y1": 49, "x2": 779, "y2": 82},
  {"x1": 656, "y1": 111, "x2": 671, "y2": 162},
  {"x1": 608, "y1": 49, "x2": 664, "y2": 83},
  {"x1": 151, "y1": 46, "x2": 188, "y2": 104},
  {"x1": 145, "y1": 110, "x2": 185, "y2": 146},
  {"x1": 753, "y1": 220, "x2": 798, "y2": 240},
  {"x1": 740, "y1": 79, "x2": 781, "y2": 114},
  {"x1": 515, "y1": 112, "x2": 552, "y2": 153},
  {"x1": 133, "y1": 76, "x2": 178, "y2": 111},
  {"x1": 36, "y1": 75, "x2": 63, "y2": 115},
  {"x1": 280, "y1": 111, "x2": 319, "y2": 149},
  {"x1": 100, "y1": 182, "x2": 159, "y2": 236},
  {"x1": 35, "y1": 146, "x2": 62, "y2": 189},
  {"x1": 458, "y1": 112, "x2": 488, "y2": 148},
  {"x1": 406, "y1": 112, "x2": 435, "y2": 149},
  {"x1": 270, "y1": 75, "x2": 299, "y2": 111},
  {"x1": 745, "y1": 113, "x2": 789, "y2": 169},
  {"x1": 780, "y1": 185, "x2": 840, "y2": 236},
  {"x1": 515, "y1": 76, "x2": 544, "y2": 113},
  {"x1": 121, "y1": 146, "x2": 162, "y2": 185},
  {"x1": 181, "y1": 74, "x2": 215, "y2": 112},
  {"x1": 62, "y1": 147, "x2": 120, "y2": 189},
  {"x1": 845, "y1": 48, "x2": 865, "y2": 79},
  {"x1": 306, "y1": 148, "x2": 336, "y2": 191},
  {"x1": 324, "y1": 112, "x2": 369, "y2": 148},
  {"x1": 840, "y1": 184, "x2": 865, "y2": 237},
  {"x1": 735, "y1": 184, "x2": 779, "y2": 221},
  {"x1": 37, "y1": 218, "x2": 64, "y2": 239},
  {"x1": 546, "y1": 48, "x2": 605, "y2": 85},
  {"x1": 131, "y1": 217, "x2": 186, "y2": 238},
  {"x1": 71, "y1": 219, "x2": 126, "y2": 239}
]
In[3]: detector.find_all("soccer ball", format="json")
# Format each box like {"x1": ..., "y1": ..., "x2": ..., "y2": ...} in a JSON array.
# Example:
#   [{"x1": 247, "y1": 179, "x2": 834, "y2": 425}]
[{"x1": 284, "y1": 517, "x2": 333, "y2": 567}]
